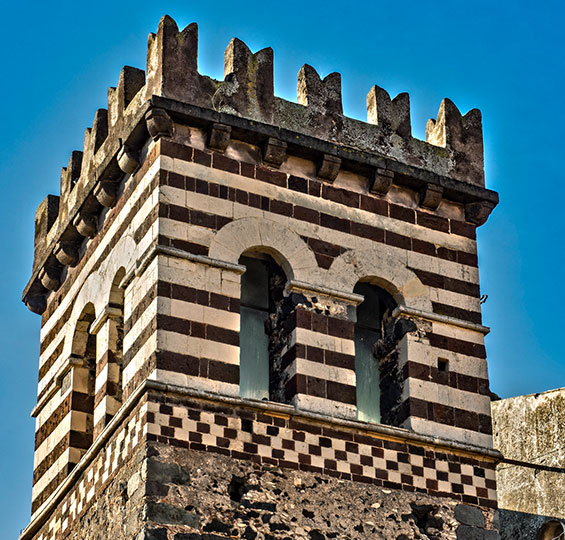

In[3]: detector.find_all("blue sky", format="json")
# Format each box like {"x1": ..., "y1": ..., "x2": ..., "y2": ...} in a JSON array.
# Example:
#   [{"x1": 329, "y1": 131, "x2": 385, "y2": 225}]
[{"x1": 1, "y1": 1, "x2": 563, "y2": 537}]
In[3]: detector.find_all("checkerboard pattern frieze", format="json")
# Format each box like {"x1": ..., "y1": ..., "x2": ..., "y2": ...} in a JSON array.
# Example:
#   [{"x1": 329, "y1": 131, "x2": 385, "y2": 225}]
[
  {"x1": 146, "y1": 394, "x2": 497, "y2": 508},
  {"x1": 31, "y1": 402, "x2": 147, "y2": 540}
]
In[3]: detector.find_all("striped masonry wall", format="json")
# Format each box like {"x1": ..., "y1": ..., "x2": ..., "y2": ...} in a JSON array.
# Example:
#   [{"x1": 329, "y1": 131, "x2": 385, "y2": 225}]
[{"x1": 30, "y1": 127, "x2": 493, "y2": 516}]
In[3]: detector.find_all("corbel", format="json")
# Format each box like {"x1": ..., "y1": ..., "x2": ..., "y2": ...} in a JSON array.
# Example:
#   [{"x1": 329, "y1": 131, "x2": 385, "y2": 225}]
[
  {"x1": 420, "y1": 184, "x2": 444, "y2": 210},
  {"x1": 208, "y1": 123, "x2": 232, "y2": 152},
  {"x1": 465, "y1": 200, "x2": 495, "y2": 226},
  {"x1": 145, "y1": 108, "x2": 173, "y2": 141},
  {"x1": 117, "y1": 143, "x2": 140, "y2": 174},
  {"x1": 317, "y1": 154, "x2": 341, "y2": 182},
  {"x1": 25, "y1": 292, "x2": 47, "y2": 315},
  {"x1": 94, "y1": 180, "x2": 119, "y2": 208},
  {"x1": 54, "y1": 240, "x2": 80, "y2": 267},
  {"x1": 262, "y1": 137, "x2": 287, "y2": 168},
  {"x1": 39, "y1": 263, "x2": 62, "y2": 292},
  {"x1": 72, "y1": 209, "x2": 98, "y2": 238},
  {"x1": 370, "y1": 167, "x2": 394, "y2": 196}
]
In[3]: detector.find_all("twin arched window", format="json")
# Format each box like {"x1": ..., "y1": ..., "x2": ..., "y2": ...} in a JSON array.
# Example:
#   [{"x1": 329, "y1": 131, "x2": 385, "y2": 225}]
[
  {"x1": 68, "y1": 270, "x2": 125, "y2": 454},
  {"x1": 238, "y1": 253, "x2": 397, "y2": 425}
]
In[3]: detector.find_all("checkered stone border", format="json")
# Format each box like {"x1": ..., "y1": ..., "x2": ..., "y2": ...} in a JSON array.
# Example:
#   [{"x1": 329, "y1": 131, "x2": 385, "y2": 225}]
[
  {"x1": 31, "y1": 402, "x2": 147, "y2": 540},
  {"x1": 146, "y1": 393, "x2": 497, "y2": 508}
]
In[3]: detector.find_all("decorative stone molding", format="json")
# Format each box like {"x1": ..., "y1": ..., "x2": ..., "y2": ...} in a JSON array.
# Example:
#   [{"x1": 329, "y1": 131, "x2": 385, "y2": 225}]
[
  {"x1": 392, "y1": 305, "x2": 490, "y2": 335},
  {"x1": 208, "y1": 217, "x2": 319, "y2": 282},
  {"x1": 286, "y1": 279, "x2": 364, "y2": 306},
  {"x1": 327, "y1": 247, "x2": 433, "y2": 313}
]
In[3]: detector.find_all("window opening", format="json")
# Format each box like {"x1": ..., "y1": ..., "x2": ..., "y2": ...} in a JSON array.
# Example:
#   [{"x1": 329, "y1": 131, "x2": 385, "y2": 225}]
[
  {"x1": 70, "y1": 305, "x2": 97, "y2": 452},
  {"x1": 438, "y1": 358, "x2": 449, "y2": 372},
  {"x1": 239, "y1": 254, "x2": 286, "y2": 401},
  {"x1": 353, "y1": 282, "x2": 395, "y2": 423}
]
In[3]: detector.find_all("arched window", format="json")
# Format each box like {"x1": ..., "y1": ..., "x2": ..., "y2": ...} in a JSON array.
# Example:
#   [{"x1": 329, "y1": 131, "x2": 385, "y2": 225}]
[
  {"x1": 239, "y1": 254, "x2": 286, "y2": 401},
  {"x1": 103, "y1": 269, "x2": 125, "y2": 416},
  {"x1": 353, "y1": 282, "x2": 395, "y2": 423},
  {"x1": 69, "y1": 303, "x2": 97, "y2": 452}
]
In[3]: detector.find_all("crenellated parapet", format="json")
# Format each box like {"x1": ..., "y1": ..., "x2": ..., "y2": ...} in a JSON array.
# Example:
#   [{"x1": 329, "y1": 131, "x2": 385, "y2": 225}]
[{"x1": 23, "y1": 14, "x2": 497, "y2": 314}]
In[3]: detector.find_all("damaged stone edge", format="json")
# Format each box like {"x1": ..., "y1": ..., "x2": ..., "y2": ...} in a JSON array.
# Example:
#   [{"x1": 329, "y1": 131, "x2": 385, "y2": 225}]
[
  {"x1": 393, "y1": 305, "x2": 490, "y2": 335},
  {"x1": 155, "y1": 94, "x2": 499, "y2": 209},
  {"x1": 19, "y1": 376, "x2": 503, "y2": 540},
  {"x1": 287, "y1": 279, "x2": 365, "y2": 305}
]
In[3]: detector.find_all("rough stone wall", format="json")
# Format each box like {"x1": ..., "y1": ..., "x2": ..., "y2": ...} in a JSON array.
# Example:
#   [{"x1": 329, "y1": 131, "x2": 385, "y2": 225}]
[
  {"x1": 498, "y1": 509, "x2": 565, "y2": 540},
  {"x1": 23, "y1": 390, "x2": 501, "y2": 540},
  {"x1": 492, "y1": 389, "x2": 565, "y2": 536},
  {"x1": 492, "y1": 389, "x2": 565, "y2": 519},
  {"x1": 142, "y1": 441, "x2": 500, "y2": 540},
  {"x1": 144, "y1": 392, "x2": 498, "y2": 510}
]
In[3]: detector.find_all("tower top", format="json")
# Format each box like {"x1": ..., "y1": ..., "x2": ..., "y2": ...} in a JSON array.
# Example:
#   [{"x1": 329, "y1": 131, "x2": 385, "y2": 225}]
[{"x1": 23, "y1": 14, "x2": 497, "y2": 314}]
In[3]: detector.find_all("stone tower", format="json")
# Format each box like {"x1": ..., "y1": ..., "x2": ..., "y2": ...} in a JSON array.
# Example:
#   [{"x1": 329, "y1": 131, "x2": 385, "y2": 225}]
[{"x1": 21, "y1": 15, "x2": 501, "y2": 540}]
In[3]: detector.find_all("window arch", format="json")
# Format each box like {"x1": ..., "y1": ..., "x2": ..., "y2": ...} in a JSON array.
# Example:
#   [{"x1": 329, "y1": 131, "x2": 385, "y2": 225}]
[
  {"x1": 68, "y1": 303, "x2": 97, "y2": 453},
  {"x1": 239, "y1": 253, "x2": 287, "y2": 402},
  {"x1": 105, "y1": 268, "x2": 125, "y2": 412},
  {"x1": 353, "y1": 281, "x2": 396, "y2": 423}
]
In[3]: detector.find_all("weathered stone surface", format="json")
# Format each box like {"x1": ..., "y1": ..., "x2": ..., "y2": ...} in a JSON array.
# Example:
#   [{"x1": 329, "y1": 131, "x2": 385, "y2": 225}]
[
  {"x1": 317, "y1": 154, "x2": 341, "y2": 181},
  {"x1": 499, "y1": 509, "x2": 565, "y2": 540},
  {"x1": 492, "y1": 389, "x2": 565, "y2": 520},
  {"x1": 141, "y1": 442, "x2": 498, "y2": 540},
  {"x1": 147, "y1": 501, "x2": 200, "y2": 527},
  {"x1": 146, "y1": 108, "x2": 174, "y2": 141},
  {"x1": 30, "y1": 442, "x2": 148, "y2": 540},
  {"x1": 208, "y1": 123, "x2": 232, "y2": 152},
  {"x1": 455, "y1": 504, "x2": 486, "y2": 527}
]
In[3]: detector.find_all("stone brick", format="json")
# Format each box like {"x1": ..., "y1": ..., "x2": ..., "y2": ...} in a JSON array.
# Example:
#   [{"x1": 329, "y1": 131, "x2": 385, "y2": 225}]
[{"x1": 455, "y1": 504, "x2": 486, "y2": 527}]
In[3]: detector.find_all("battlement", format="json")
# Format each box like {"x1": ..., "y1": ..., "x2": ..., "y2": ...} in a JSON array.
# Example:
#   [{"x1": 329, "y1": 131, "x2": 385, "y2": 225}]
[{"x1": 23, "y1": 15, "x2": 497, "y2": 314}]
